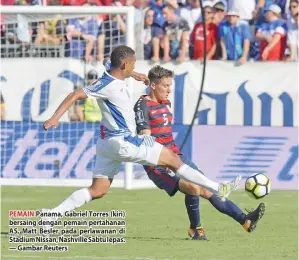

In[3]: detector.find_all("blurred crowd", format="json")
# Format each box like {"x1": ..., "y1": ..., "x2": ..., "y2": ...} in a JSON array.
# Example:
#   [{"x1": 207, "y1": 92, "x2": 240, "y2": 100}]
[
  {"x1": 142, "y1": 0, "x2": 298, "y2": 63},
  {"x1": 0, "y1": 0, "x2": 298, "y2": 62}
]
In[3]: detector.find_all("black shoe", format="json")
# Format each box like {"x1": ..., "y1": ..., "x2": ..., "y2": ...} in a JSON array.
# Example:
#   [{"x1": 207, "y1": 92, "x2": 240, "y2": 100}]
[{"x1": 243, "y1": 203, "x2": 266, "y2": 233}]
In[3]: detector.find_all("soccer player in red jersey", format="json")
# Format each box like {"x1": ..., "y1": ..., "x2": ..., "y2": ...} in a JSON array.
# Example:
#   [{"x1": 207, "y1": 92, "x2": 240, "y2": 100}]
[{"x1": 134, "y1": 65, "x2": 266, "y2": 240}]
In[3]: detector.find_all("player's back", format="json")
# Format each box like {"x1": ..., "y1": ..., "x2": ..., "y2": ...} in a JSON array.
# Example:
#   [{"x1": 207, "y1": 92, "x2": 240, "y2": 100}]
[
  {"x1": 134, "y1": 95, "x2": 180, "y2": 154},
  {"x1": 83, "y1": 71, "x2": 136, "y2": 138}
]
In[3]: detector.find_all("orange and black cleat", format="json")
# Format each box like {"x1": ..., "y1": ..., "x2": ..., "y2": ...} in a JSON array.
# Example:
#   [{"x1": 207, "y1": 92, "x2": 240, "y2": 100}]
[
  {"x1": 188, "y1": 226, "x2": 208, "y2": 240},
  {"x1": 243, "y1": 203, "x2": 266, "y2": 232}
]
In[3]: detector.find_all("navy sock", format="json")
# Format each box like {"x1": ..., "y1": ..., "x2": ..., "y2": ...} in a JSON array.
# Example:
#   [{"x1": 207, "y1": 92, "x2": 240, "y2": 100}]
[
  {"x1": 185, "y1": 195, "x2": 200, "y2": 229},
  {"x1": 208, "y1": 194, "x2": 246, "y2": 225}
]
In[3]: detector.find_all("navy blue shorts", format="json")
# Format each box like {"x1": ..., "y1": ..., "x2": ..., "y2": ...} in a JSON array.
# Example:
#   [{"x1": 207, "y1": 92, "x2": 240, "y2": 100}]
[{"x1": 144, "y1": 155, "x2": 201, "y2": 196}]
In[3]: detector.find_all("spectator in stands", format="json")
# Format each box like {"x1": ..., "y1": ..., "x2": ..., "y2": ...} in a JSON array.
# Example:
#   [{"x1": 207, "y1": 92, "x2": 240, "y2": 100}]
[
  {"x1": 253, "y1": 0, "x2": 289, "y2": 29},
  {"x1": 149, "y1": 0, "x2": 180, "y2": 62},
  {"x1": 227, "y1": 0, "x2": 256, "y2": 23},
  {"x1": 212, "y1": 1, "x2": 226, "y2": 25},
  {"x1": 100, "y1": 0, "x2": 126, "y2": 58},
  {"x1": 65, "y1": 2, "x2": 98, "y2": 63},
  {"x1": 0, "y1": 91, "x2": 5, "y2": 121},
  {"x1": 162, "y1": 4, "x2": 190, "y2": 62},
  {"x1": 180, "y1": 0, "x2": 202, "y2": 32},
  {"x1": 4, "y1": 0, "x2": 32, "y2": 55},
  {"x1": 33, "y1": 16, "x2": 66, "y2": 48},
  {"x1": 190, "y1": 2, "x2": 217, "y2": 61},
  {"x1": 150, "y1": 0, "x2": 165, "y2": 62},
  {"x1": 286, "y1": 0, "x2": 298, "y2": 61},
  {"x1": 150, "y1": 0, "x2": 179, "y2": 29},
  {"x1": 284, "y1": 0, "x2": 293, "y2": 18},
  {"x1": 70, "y1": 70, "x2": 102, "y2": 122},
  {"x1": 218, "y1": 10, "x2": 251, "y2": 64},
  {"x1": 141, "y1": 8, "x2": 156, "y2": 60},
  {"x1": 256, "y1": 4, "x2": 287, "y2": 61}
]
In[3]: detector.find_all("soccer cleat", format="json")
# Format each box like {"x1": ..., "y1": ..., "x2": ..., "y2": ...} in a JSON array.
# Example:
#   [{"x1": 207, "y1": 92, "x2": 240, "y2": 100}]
[
  {"x1": 218, "y1": 175, "x2": 242, "y2": 201},
  {"x1": 242, "y1": 203, "x2": 266, "y2": 233},
  {"x1": 188, "y1": 226, "x2": 208, "y2": 241}
]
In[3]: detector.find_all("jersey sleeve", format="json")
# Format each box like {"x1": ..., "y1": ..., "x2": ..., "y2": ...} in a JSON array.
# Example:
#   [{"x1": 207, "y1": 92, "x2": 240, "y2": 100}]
[
  {"x1": 82, "y1": 79, "x2": 109, "y2": 100},
  {"x1": 242, "y1": 23, "x2": 252, "y2": 41},
  {"x1": 274, "y1": 25, "x2": 286, "y2": 36},
  {"x1": 134, "y1": 98, "x2": 151, "y2": 133},
  {"x1": 218, "y1": 23, "x2": 225, "y2": 39}
]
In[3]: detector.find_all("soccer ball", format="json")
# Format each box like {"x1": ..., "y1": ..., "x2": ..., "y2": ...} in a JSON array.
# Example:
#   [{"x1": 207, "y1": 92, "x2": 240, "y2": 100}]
[{"x1": 245, "y1": 173, "x2": 271, "y2": 199}]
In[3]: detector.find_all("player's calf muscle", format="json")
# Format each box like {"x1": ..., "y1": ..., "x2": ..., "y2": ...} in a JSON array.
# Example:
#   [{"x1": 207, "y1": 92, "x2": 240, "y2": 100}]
[
  {"x1": 88, "y1": 178, "x2": 112, "y2": 199},
  {"x1": 179, "y1": 180, "x2": 213, "y2": 198},
  {"x1": 179, "y1": 180, "x2": 201, "y2": 196},
  {"x1": 88, "y1": 188, "x2": 108, "y2": 199},
  {"x1": 158, "y1": 147, "x2": 182, "y2": 170}
]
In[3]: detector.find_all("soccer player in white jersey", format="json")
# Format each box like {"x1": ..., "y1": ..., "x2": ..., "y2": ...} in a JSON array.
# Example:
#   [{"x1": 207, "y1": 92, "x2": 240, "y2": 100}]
[{"x1": 42, "y1": 45, "x2": 241, "y2": 221}]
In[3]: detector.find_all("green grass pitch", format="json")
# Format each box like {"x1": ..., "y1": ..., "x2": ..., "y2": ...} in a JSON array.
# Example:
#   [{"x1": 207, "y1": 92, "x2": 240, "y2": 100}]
[{"x1": 1, "y1": 187, "x2": 298, "y2": 260}]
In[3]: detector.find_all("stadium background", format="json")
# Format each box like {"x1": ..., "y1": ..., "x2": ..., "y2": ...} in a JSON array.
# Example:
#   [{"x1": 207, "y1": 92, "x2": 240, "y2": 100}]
[
  {"x1": 0, "y1": 1, "x2": 298, "y2": 260},
  {"x1": 1, "y1": 60, "x2": 297, "y2": 189}
]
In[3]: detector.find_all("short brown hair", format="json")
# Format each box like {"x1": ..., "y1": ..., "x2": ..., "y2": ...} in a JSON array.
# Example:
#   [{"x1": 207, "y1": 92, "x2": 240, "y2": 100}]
[{"x1": 148, "y1": 65, "x2": 174, "y2": 84}]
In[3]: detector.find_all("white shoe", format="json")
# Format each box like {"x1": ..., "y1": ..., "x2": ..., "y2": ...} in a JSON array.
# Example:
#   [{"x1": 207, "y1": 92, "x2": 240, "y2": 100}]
[{"x1": 218, "y1": 175, "x2": 242, "y2": 201}]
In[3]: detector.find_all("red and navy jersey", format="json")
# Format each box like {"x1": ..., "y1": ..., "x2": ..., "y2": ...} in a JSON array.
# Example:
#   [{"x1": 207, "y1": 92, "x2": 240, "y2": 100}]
[{"x1": 134, "y1": 95, "x2": 180, "y2": 154}]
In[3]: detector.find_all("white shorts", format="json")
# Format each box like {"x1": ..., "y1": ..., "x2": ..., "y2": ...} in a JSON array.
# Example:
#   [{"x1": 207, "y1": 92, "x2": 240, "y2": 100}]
[{"x1": 93, "y1": 135, "x2": 163, "y2": 179}]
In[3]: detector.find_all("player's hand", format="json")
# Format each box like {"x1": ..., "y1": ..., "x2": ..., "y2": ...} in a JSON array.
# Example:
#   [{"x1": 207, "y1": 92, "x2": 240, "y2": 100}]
[
  {"x1": 43, "y1": 118, "x2": 59, "y2": 131},
  {"x1": 132, "y1": 71, "x2": 150, "y2": 85}
]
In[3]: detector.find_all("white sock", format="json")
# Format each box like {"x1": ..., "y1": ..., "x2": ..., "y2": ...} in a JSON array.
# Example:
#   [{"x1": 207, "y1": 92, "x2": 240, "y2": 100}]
[
  {"x1": 176, "y1": 164, "x2": 219, "y2": 193},
  {"x1": 51, "y1": 188, "x2": 92, "y2": 216}
]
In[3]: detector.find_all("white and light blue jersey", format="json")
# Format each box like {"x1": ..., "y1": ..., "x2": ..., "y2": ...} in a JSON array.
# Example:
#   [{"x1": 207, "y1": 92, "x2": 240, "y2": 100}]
[{"x1": 82, "y1": 71, "x2": 136, "y2": 138}]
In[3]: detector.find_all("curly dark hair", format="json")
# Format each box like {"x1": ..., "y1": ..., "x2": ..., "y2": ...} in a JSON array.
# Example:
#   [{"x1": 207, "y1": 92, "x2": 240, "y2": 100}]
[
  {"x1": 148, "y1": 65, "x2": 174, "y2": 84},
  {"x1": 110, "y1": 45, "x2": 135, "y2": 69}
]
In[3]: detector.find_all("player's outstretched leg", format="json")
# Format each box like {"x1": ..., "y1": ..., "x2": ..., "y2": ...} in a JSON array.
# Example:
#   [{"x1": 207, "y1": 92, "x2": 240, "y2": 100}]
[
  {"x1": 208, "y1": 194, "x2": 266, "y2": 232},
  {"x1": 180, "y1": 178, "x2": 266, "y2": 233},
  {"x1": 40, "y1": 178, "x2": 112, "y2": 230},
  {"x1": 157, "y1": 146, "x2": 241, "y2": 199},
  {"x1": 185, "y1": 195, "x2": 208, "y2": 240}
]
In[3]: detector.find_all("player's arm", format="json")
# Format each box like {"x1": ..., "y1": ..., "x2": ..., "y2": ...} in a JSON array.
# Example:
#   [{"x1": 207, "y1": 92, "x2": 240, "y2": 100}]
[
  {"x1": 131, "y1": 71, "x2": 150, "y2": 85},
  {"x1": 103, "y1": 58, "x2": 149, "y2": 85},
  {"x1": 134, "y1": 98, "x2": 151, "y2": 135},
  {"x1": 44, "y1": 88, "x2": 87, "y2": 130}
]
